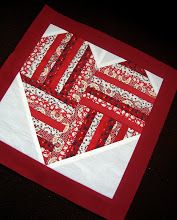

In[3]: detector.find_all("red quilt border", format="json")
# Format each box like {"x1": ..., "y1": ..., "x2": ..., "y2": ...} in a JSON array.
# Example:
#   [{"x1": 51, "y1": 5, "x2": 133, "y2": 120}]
[{"x1": 0, "y1": 5, "x2": 176, "y2": 219}]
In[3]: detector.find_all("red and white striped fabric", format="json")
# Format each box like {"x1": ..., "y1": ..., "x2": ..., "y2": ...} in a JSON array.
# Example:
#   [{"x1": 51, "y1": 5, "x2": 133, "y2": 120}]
[{"x1": 18, "y1": 24, "x2": 161, "y2": 165}]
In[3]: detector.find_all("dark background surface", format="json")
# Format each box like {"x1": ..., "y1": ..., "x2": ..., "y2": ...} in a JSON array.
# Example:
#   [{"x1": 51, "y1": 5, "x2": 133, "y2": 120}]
[{"x1": 0, "y1": 1, "x2": 177, "y2": 219}]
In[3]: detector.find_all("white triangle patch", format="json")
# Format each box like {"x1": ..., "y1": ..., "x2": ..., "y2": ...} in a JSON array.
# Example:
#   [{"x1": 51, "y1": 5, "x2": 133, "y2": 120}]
[
  {"x1": 43, "y1": 24, "x2": 67, "y2": 37},
  {"x1": 0, "y1": 74, "x2": 44, "y2": 164},
  {"x1": 88, "y1": 43, "x2": 106, "y2": 65},
  {"x1": 98, "y1": 50, "x2": 126, "y2": 68},
  {"x1": 49, "y1": 135, "x2": 140, "y2": 198},
  {"x1": 145, "y1": 70, "x2": 163, "y2": 95},
  {"x1": 88, "y1": 42, "x2": 126, "y2": 68}
]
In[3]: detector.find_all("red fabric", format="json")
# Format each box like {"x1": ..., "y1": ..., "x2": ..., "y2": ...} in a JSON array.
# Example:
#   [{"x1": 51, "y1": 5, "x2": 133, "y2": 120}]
[
  {"x1": 120, "y1": 60, "x2": 147, "y2": 76},
  {"x1": 114, "y1": 125, "x2": 128, "y2": 142},
  {"x1": 95, "y1": 71, "x2": 155, "y2": 103},
  {"x1": 32, "y1": 33, "x2": 66, "y2": 81},
  {"x1": 86, "y1": 115, "x2": 110, "y2": 152},
  {"x1": 80, "y1": 97, "x2": 143, "y2": 133},
  {"x1": 30, "y1": 107, "x2": 65, "y2": 132},
  {"x1": 48, "y1": 38, "x2": 84, "y2": 90},
  {"x1": 85, "y1": 86, "x2": 148, "y2": 120},
  {"x1": 0, "y1": 5, "x2": 177, "y2": 220}
]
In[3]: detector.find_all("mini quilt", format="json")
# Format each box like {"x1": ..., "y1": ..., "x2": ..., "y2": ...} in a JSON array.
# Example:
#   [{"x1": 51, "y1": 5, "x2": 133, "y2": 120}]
[{"x1": 0, "y1": 6, "x2": 176, "y2": 219}]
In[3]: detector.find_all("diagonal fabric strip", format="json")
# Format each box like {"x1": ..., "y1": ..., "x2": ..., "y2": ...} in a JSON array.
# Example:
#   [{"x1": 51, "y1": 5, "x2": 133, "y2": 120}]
[
  {"x1": 59, "y1": 46, "x2": 92, "y2": 96},
  {"x1": 68, "y1": 109, "x2": 97, "y2": 157},
  {"x1": 30, "y1": 107, "x2": 65, "y2": 132},
  {"x1": 80, "y1": 97, "x2": 143, "y2": 133},
  {"x1": 114, "y1": 124, "x2": 128, "y2": 142},
  {"x1": 86, "y1": 115, "x2": 111, "y2": 152},
  {"x1": 95, "y1": 71, "x2": 156, "y2": 103},
  {"x1": 96, "y1": 118, "x2": 116, "y2": 148},
  {"x1": 47, "y1": 38, "x2": 84, "y2": 90},
  {"x1": 86, "y1": 86, "x2": 148, "y2": 120},
  {"x1": 31, "y1": 33, "x2": 67, "y2": 81}
]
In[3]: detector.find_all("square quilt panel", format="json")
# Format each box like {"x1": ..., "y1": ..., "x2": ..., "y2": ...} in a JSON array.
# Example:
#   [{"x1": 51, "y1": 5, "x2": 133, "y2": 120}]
[{"x1": 0, "y1": 6, "x2": 176, "y2": 220}]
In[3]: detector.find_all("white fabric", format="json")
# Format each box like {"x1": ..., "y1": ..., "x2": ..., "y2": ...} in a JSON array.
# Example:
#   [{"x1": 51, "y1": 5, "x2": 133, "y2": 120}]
[
  {"x1": 0, "y1": 74, "x2": 44, "y2": 163},
  {"x1": 49, "y1": 135, "x2": 140, "y2": 198},
  {"x1": 88, "y1": 42, "x2": 126, "y2": 68},
  {"x1": 43, "y1": 24, "x2": 67, "y2": 37},
  {"x1": 145, "y1": 70, "x2": 163, "y2": 95}
]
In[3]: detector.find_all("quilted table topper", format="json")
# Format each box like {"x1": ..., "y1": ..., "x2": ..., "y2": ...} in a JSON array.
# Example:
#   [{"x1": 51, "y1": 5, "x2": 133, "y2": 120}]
[
  {"x1": 1, "y1": 6, "x2": 177, "y2": 219},
  {"x1": 0, "y1": 24, "x2": 163, "y2": 198}
]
